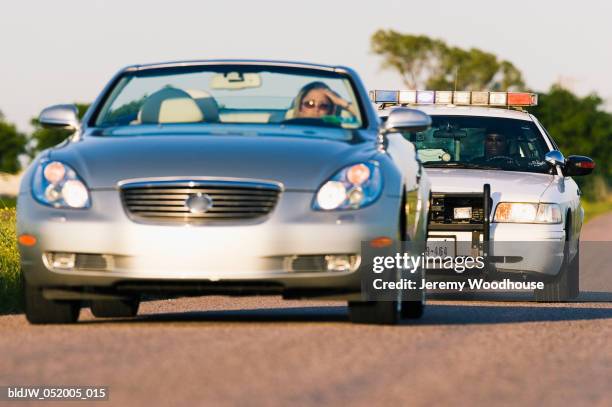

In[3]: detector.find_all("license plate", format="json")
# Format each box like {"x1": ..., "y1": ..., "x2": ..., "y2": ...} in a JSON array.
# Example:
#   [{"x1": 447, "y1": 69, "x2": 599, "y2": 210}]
[{"x1": 426, "y1": 237, "x2": 456, "y2": 266}]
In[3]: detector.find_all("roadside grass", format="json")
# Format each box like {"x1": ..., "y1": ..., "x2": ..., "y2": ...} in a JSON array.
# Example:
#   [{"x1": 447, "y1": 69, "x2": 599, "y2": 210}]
[
  {"x1": 0, "y1": 208, "x2": 21, "y2": 313},
  {"x1": 582, "y1": 196, "x2": 612, "y2": 224},
  {"x1": 0, "y1": 196, "x2": 16, "y2": 208}
]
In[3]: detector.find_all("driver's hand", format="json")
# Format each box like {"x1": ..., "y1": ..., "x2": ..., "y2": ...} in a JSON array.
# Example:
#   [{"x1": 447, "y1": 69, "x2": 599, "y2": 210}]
[{"x1": 322, "y1": 89, "x2": 351, "y2": 110}]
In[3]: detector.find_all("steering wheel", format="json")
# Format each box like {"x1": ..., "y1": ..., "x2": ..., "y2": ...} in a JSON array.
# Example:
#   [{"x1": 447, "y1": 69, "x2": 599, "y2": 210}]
[
  {"x1": 281, "y1": 116, "x2": 341, "y2": 128},
  {"x1": 485, "y1": 155, "x2": 518, "y2": 165}
]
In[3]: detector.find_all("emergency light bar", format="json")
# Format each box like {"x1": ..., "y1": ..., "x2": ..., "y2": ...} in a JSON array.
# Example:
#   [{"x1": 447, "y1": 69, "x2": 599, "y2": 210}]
[{"x1": 369, "y1": 90, "x2": 538, "y2": 107}]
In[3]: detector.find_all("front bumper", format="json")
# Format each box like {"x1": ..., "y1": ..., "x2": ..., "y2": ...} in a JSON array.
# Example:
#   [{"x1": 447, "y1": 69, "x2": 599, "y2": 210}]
[
  {"x1": 428, "y1": 222, "x2": 565, "y2": 277},
  {"x1": 18, "y1": 189, "x2": 402, "y2": 296}
]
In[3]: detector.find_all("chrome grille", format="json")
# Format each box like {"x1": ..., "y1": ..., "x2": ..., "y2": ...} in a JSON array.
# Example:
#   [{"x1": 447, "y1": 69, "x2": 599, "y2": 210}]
[{"x1": 121, "y1": 180, "x2": 281, "y2": 224}]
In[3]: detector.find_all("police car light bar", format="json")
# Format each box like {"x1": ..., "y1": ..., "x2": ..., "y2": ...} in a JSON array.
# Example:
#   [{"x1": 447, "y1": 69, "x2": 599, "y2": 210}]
[{"x1": 370, "y1": 90, "x2": 538, "y2": 107}]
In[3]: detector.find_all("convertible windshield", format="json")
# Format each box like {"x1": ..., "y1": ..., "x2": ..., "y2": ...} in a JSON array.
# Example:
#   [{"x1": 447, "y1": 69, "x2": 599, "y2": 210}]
[
  {"x1": 402, "y1": 116, "x2": 552, "y2": 174},
  {"x1": 94, "y1": 65, "x2": 364, "y2": 130}
]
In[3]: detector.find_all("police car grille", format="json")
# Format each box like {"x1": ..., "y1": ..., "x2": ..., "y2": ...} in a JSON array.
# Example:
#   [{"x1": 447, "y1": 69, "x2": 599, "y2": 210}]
[{"x1": 121, "y1": 180, "x2": 281, "y2": 224}]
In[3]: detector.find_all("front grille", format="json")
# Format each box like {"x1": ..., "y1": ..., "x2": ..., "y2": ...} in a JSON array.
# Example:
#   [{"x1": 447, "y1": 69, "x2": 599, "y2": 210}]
[
  {"x1": 121, "y1": 180, "x2": 282, "y2": 224},
  {"x1": 286, "y1": 255, "x2": 328, "y2": 272},
  {"x1": 75, "y1": 254, "x2": 109, "y2": 271}
]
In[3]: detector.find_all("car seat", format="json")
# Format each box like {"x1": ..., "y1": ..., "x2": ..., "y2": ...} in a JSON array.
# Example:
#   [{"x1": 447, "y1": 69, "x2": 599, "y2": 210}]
[
  {"x1": 185, "y1": 89, "x2": 220, "y2": 123},
  {"x1": 139, "y1": 87, "x2": 204, "y2": 124}
]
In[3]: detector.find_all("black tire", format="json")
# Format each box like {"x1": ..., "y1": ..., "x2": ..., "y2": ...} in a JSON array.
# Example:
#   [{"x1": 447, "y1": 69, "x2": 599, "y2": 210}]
[
  {"x1": 401, "y1": 301, "x2": 425, "y2": 319},
  {"x1": 567, "y1": 245, "x2": 580, "y2": 298},
  {"x1": 90, "y1": 298, "x2": 140, "y2": 318},
  {"x1": 535, "y1": 249, "x2": 579, "y2": 302},
  {"x1": 535, "y1": 229, "x2": 580, "y2": 302},
  {"x1": 401, "y1": 259, "x2": 425, "y2": 319},
  {"x1": 398, "y1": 192, "x2": 426, "y2": 320},
  {"x1": 348, "y1": 301, "x2": 400, "y2": 325},
  {"x1": 23, "y1": 278, "x2": 80, "y2": 324}
]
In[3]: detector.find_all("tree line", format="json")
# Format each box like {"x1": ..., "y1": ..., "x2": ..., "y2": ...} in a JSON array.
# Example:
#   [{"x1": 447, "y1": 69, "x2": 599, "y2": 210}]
[
  {"x1": 373, "y1": 30, "x2": 611, "y2": 198},
  {"x1": 0, "y1": 30, "x2": 610, "y2": 198},
  {"x1": 0, "y1": 104, "x2": 89, "y2": 174}
]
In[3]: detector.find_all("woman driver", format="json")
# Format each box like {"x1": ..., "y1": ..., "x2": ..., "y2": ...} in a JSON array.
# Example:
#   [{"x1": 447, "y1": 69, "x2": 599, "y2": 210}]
[{"x1": 294, "y1": 81, "x2": 358, "y2": 119}]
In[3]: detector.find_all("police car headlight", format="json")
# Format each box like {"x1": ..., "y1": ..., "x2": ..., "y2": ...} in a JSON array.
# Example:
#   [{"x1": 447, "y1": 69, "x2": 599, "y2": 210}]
[
  {"x1": 32, "y1": 161, "x2": 91, "y2": 209},
  {"x1": 494, "y1": 203, "x2": 561, "y2": 224},
  {"x1": 313, "y1": 162, "x2": 383, "y2": 211}
]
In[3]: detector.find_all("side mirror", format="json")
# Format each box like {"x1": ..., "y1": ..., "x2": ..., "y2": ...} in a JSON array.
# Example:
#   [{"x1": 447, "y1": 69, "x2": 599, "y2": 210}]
[
  {"x1": 544, "y1": 150, "x2": 565, "y2": 167},
  {"x1": 383, "y1": 107, "x2": 431, "y2": 134},
  {"x1": 39, "y1": 104, "x2": 80, "y2": 131},
  {"x1": 564, "y1": 155, "x2": 595, "y2": 176}
]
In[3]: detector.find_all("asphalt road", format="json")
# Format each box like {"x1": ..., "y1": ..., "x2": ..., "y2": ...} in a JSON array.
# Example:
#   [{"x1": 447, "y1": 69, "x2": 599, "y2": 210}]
[{"x1": 1, "y1": 215, "x2": 611, "y2": 406}]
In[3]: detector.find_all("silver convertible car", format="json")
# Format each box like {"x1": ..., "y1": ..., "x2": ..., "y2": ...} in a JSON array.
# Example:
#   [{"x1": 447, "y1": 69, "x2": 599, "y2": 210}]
[{"x1": 18, "y1": 60, "x2": 432, "y2": 325}]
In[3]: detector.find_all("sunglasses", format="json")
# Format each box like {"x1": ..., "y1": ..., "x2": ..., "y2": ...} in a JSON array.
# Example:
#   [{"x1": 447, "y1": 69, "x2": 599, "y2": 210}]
[{"x1": 301, "y1": 99, "x2": 332, "y2": 111}]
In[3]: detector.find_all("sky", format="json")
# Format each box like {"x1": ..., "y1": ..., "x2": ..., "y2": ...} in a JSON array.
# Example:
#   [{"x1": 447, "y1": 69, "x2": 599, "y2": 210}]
[{"x1": 1, "y1": 0, "x2": 611, "y2": 132}]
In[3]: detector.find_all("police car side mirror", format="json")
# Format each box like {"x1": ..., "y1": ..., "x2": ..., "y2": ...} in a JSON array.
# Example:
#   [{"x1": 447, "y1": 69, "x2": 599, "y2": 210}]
[
  {"x1": 544, "y1": 150, "x2": 565, "y2": 167},
  {"x1": 382, "y1": 107, "x2": 431, "y2": 134},
  {"x1": 564, "y1": 155, "x2": 595, "y2": 177}
]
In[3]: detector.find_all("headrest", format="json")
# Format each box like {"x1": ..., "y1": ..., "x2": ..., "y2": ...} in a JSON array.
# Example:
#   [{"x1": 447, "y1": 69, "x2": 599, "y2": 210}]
[
  {"x1": 284, "y1": 107, "x2": 296, "y2": 120},
  {"x1": 185, "y1": 89, "x2": 220, "y2": 122},
  {"x1": 140, "y1": 88, "x2": 203, "y2": 124}
]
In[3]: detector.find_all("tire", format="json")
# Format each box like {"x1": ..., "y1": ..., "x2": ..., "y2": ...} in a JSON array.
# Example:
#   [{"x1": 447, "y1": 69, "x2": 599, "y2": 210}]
[
  {"x1": 535, "y1": 232, "x2": 580, "y2": 302},
  {"x1": 398, "y1": 192, "x2": 426, "y2": 320},
  {"x1": 23, "y1": 278, "x2": 80, "y2": 324},
  {"x1": 401, "y1": 259, "x2": 425, "y2": 319},
  {"x1": 567, "y1": 245, "x2": 580, "y2": 298},
  {"x1": 348, "y1": 301, "x2": 400, "y2": 325},
  {"x1": 90, "y1": 298, "x2": 140, "y2": 318},
  {"x1": 401, "y1": 301, "x2": 425, "y2": 319}
]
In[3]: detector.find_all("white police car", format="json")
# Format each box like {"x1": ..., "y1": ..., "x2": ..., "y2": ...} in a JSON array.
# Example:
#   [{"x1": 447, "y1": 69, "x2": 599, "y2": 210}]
[{"x1": 373, "y1": 90, "x2": 595, "y2": 301}]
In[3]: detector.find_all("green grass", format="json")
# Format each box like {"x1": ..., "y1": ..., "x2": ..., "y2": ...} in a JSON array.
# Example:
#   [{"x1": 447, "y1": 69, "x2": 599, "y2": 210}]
[
  {"x1": 0, "y1": 208, "x2": 21, "y2": 313},
  {"x1": 582, "y1": 197, "x2": 612, "y2": 224},
  {"x1": 0, "y1": 196, "x2": 16, "y2": 209}
]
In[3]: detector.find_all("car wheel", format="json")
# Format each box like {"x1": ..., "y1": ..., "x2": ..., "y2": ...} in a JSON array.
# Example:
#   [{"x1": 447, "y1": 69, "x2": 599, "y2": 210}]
[
  {"x1": 398, "y1": 193, "x2": 426, "y2": 319},
  {"x1": 90, "y1": 298, "x2": 140, "y2": 318},
  {"x1": 567, "y1": 244, "x2": 580, "y2": 298},
  {"x1": 535, "y1": 238, "x2": 580, "y2": 302},
  {"x1": 401, "y1": 301, "x2": 425, "y2": 319},
  {"x1": 348, "y1": 301, "x2": 401, "y2": 325},
  {"x1": 23, "y1": 278, "x2": 80, "y2": 324},
  {"x1": 401, "y1": 259, "x2": 425, "y2": 319}
]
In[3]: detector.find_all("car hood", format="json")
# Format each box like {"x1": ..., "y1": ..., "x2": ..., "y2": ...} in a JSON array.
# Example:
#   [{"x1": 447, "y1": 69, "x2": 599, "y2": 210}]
[
  {"x1": 47, "y1": 131, "x2": 376, "y2": 191},
  {"x1": 425, "y1": 168, "x2": 554, "y2": 202}
]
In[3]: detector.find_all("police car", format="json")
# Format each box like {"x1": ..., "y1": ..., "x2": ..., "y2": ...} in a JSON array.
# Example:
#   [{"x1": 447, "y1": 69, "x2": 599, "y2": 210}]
[{"x1": 373, "y1": 90, "x2": 595, "y2": 301}]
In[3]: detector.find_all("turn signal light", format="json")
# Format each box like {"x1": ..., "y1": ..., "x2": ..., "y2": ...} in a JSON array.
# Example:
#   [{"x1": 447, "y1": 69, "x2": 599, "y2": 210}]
[
  {"x1": 575, "y1": 161, "x2": 595, "y2": 169},
  {"x1": 18, "y1": 234, "x2": 37, "y2": 247},
  {"x1": 370, "y1": 236, "x2": 393, "y2": 248}
]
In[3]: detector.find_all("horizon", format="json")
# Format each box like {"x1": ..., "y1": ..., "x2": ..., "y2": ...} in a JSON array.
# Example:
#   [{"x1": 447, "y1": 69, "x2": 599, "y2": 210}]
[{"x1": 1, "y1": 0, "x2": 611, "y2": 132}]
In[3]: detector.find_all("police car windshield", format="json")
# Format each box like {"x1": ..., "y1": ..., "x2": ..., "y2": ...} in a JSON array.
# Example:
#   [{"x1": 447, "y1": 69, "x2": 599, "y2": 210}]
[{"x1": 402, "y1": 116, "x2": 551, "y2": 174}]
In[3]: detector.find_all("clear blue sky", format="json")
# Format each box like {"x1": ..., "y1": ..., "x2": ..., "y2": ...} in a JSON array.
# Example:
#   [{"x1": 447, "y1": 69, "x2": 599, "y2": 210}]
[{"x1": 1, "y1": 0, "x2": 610, "y2": 132}]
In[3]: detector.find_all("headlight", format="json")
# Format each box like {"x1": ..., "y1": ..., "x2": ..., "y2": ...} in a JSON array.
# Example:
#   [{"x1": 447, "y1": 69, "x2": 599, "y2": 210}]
[
  {"x1": 313, "y1": 162, "x2": 382, "y2": 211},
  {"x1": 32, "y1": 160, "x2": 91, "y2": 209},
  {"x1": 494, "y1": 202, "x2": 562, "y2": 224}
]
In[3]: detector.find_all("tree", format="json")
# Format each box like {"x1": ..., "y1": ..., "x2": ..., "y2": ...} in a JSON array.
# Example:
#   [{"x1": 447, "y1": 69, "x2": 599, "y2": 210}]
[
  {"x1": 529, "y1": 85, "x2": 612, "y2": 197},
  {"x1": 0, "y1": 111, "x2": 27, "y2": 174},
  {"x1": 371, "y1": 30, "x2": 525, "y2": 91},
  {"x1": 29, "y1": 103, "x2": 90, "y2": 155},
  {"x1": 370, "y1": 31, "x2": 446, "y2": 89}
]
